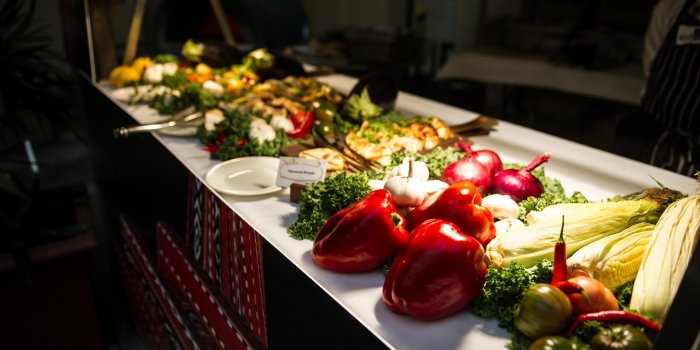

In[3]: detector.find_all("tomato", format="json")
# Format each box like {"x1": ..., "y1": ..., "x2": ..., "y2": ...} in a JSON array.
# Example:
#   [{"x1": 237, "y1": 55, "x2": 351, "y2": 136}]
[
  {"x1": 589, "y1": 325, "x2": 652, "y2": 350},
  {"x1": 567, "y1": 276, "x2": 619, "y2": 316},
  {"x1": 569, "y1": 269, "x2": 590, "y2": 278},
  {"x1": 530, "y1": 336, "x2": 589, "y2": 350},
  {"x1": 515, "y1": 284, "x2": 573, "y2": 339}
]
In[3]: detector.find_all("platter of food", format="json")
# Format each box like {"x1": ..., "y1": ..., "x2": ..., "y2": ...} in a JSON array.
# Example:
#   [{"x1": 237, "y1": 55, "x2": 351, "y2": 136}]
[{"x1": 100, "y1": 40, "x2": 700, "y2": 349}]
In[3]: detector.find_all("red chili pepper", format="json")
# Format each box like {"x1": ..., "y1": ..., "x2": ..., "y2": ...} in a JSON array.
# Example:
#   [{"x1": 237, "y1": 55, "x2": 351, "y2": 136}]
[
  {"x1": 552, "y1": 280, "x2": 582, "y2": 294},
  {"x1": 552, "y1": 280, "x2": 593, "y2": 308},
  {"x1": 406, "y1": 181, "x2": 495, "y2": 247},
  {"x1": 551, "y1": 215, "x2": 567, "y2": 284},
  {"x1": 286, "y1": 110, "x2": 315, "y2": 139},
  {"x1": 566, "y1": 310, "x2": 661, "y2": 337},
  {"x1": 312, "y1": 189, "x2": 409, "y2": 273},
  {"x1": 383, "y1": 219, "x2": 487, "y2": 321}
]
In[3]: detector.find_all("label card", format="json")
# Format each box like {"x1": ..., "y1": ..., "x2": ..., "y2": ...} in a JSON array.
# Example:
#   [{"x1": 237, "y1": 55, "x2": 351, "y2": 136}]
[{"x1": 276, "y1": 157, "x2": 327, "y2": 187}]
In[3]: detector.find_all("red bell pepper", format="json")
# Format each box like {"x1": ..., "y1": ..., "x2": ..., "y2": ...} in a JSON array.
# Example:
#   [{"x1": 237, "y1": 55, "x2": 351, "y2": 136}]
[
  {"x1": 312, "y1": 189, "x2": 409, "y2": 273},
  {"x1": 383, "y1": 219, "x2": 487, "y2": 321},
  {"x1": 406, "y1": 181, "x2": 496, "y2": 247},
  {"x1": 286, "y1": 110, "x2": 314, "y2": 139}
]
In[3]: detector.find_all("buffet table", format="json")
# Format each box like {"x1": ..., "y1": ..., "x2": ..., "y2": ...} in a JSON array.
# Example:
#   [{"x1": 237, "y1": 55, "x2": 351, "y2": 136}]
[{"x1": 89, "y1": 73, "x2": 696, "y2": 349}]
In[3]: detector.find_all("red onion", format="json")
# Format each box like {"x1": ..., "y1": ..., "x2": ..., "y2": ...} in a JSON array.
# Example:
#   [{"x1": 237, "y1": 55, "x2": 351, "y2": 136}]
[
  {"x1": 456, "y1": 140, "x2": 503, "y2": 177},
  {"x1": 492, "y1": 152, "x2": 551, "y2": 202},
  {"x1": 441, "y1": 149, "x2": 492, "y2": 195}
]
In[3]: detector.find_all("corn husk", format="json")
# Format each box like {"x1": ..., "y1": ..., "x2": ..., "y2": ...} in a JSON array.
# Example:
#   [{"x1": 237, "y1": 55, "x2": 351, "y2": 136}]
[
  {"x1": 630, "y1": 194, "x2": 700, "y2": 321},
  {"x1": 567, "y1": 222, "x2": 655, "y2": 291},
  {"x1": 486, "y1": 199, "x2": 663, "y2": 268}
]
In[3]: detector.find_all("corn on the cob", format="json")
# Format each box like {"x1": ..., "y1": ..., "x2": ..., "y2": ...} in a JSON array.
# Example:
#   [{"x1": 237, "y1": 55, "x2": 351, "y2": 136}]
[
  {"x1": 630, "y1": 194, "x2": 700, "y2": 321},
  {"x1": 567, "y1": 222, "x2": 655, "y2": 291},
  {"x1": 486, "y1": 194, "x2": 674, "y2": 268}
]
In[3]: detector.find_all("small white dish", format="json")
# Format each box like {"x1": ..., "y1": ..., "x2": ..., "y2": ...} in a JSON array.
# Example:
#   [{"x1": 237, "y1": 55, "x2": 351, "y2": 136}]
[{"x1": 205, "y1": 157, "x2": 282, "y2": 196}]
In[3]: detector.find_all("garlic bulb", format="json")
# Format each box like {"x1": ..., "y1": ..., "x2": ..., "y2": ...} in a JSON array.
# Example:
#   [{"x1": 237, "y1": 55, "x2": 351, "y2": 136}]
[
  {"x1": 482, "y1": 194, "x2": 520, "y2": 219},
  {"x1": 390, "y1": 157, "x2": 429, "y2": 182},
  {"x1": 384, "y1": 158, "x2": 425, "y2": 207}
]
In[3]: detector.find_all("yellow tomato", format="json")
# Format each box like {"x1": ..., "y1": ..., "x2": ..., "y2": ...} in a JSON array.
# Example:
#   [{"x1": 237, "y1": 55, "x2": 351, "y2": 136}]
[
  {"x1": 130, "y1": 57, "x2": 153, "y2": 72},
  {"x1": 195, "y1": 63, "x2": 212, "y2": 76},
  {"x1": 108, "y1": 65, "x2": 141, "y2": 88},
  {"x1": 226, "y1": 79, "x2": 243, "y2": 94}
]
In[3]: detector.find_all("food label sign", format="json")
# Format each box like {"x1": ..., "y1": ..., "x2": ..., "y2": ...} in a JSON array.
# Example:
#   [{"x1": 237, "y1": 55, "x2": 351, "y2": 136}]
[{"x1": 276, "y1": 157, "x2": 327, "y2": 187}]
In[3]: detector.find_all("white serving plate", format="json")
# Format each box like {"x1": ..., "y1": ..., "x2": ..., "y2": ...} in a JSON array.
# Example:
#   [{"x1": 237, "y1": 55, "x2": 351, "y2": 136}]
[{"x1": 205, "y1": 157, "x2": 282, "y2": 196}]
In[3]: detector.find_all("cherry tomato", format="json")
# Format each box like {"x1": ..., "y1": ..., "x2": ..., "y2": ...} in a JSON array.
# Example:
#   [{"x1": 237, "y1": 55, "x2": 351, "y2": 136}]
[{"x1": 567, "y1": 276, "x2": 619, "y2": 316}]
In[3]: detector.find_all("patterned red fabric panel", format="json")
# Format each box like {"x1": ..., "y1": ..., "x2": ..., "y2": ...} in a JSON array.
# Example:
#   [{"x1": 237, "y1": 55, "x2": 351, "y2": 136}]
[
  {"x1": 186, "y1": 175, "x2": 205, "y2": 264},
  {"x1": 204, "y1": 189, "x2": 223, "y2": 286},
  {"x1": 185, "y1": 176, "x2": 269, "y2": 347},
  {"x1": 231, "y1": 211, "x2": 268, "y2": 344},
  {"x1": 115, "y1": 215, "x2": 199, "y2": 350},
  {"x1": 157, "y1": 222, "x2": 264, "y2": 350}
]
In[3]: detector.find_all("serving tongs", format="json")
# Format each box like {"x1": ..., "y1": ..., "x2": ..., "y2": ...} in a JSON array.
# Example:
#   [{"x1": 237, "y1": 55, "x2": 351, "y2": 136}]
[
  {"x1": 449, "y1": 115, "x2": 498, "y2": 136},
  {"x1": 312, "y1": 126, "x2": 382, "y2": 173},
  {"x1": 113, "y1": 106, "x2": 201, "y2": 138},
  {"x1": 435, "y1": 115, "x2": 499, "y2": 149}
]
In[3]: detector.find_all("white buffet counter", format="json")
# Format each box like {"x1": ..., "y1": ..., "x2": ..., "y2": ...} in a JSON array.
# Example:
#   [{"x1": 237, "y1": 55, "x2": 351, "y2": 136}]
[
  {"x1": 93, "y1": 73, "x2": 696, "y2": 350},
  {"x1": 436, "y1": 50, "x2": 645, "y2": 106}
]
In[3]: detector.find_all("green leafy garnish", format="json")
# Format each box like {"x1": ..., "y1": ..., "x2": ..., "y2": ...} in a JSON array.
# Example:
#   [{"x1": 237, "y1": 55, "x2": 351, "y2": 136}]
[
  {"x1": 288, "y1": 172, "x2": 377, "y2": 240},
  {"x1": 570, "y1": 320, "x2": 603, "y2": 344},
  {"x1": 341, "y1": 87, "x2": 382, "y2": 122},
  {"x1": 150, "y1": 82, "x2": 224, "y2": 115},
  {"x1": 181, "y1": 39, "x2": 204, "y2": 62},
  {"x1": 470, "y1": 259, "x2": 553, "y2": 331},
  {"x1": 154, "y1": 54, "x2": 178, "y2": 64},
  {"x1": 614, "y1": 281, "x2": 634, "y2": 308},
  {"x1": 196, "y1": 108, "x2": 292, "y2": 159},
  {"x1": 391, "y1": 146, "x2": 465, "y2": 180}
]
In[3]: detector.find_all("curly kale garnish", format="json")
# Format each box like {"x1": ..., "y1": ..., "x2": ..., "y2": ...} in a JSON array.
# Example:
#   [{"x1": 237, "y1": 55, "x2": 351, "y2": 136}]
[
  {"x1": 288, "y1": 172, "x2": 376, "y2": 240},
  {"x1": 470, "y1": 259, "x2": 553, "y2": 332}
]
